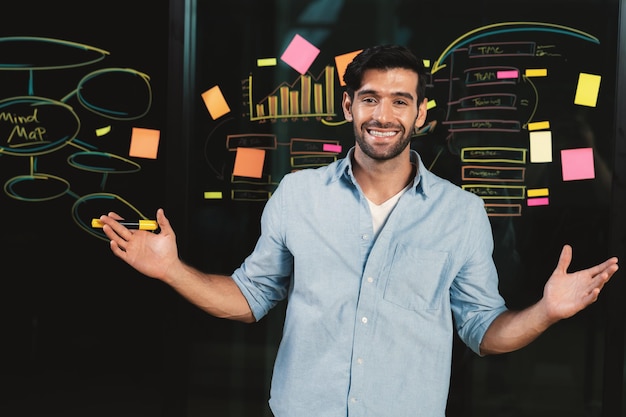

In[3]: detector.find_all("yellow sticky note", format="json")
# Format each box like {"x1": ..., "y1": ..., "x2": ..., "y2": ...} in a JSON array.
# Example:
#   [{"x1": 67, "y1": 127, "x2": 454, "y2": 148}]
[
  {"x1": 202, "y1": 85, "x2": 231, "y2": 119},
  {"x1": 527, "y1": 188, "x2": 549, "y2": 197},
  {"x1": 529, "y1": 131, "x2": 552, "y2": 163},
  {"x1": 96, "y1": 125, "x2": 111, "y2": 136},
  {"x1": 233, "y1": 147, "x2": 265, "y2": 178},
  {"x1": 204, "y1": 191, "x2": 223, "y2": 199},
  {"x1": 257, "y1": 58, "x2": 277, "y2": 67},
  {"x1": 525, "y1": 68, "x2": 547, "y2": 77},
  {"x1": 527, "y1": 121, "x2": 550, "y2": 131},
  {"x1": 574, "y1": 73, "x2": 601, "y2": 107},
  {"x1": 129, "y1": 127, "x2": 160, "y2": 159}
]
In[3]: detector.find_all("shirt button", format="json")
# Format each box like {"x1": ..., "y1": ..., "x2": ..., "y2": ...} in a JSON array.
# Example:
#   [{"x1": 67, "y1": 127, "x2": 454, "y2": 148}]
[
  {"x1": 361, "y1": 234, "x2": 369, "y2": 240},
  {"x1": 367, "y1": 277, "x2": 374, "y2": 283},
  {"x1": 350, "y1": 397, "x2": 358, "y2": 403},
  {"x1": 361, "y1": 316, "x2": 368, "y2": 324},
  {"x1": 357, "y1": 357, "x2": 364, "y2": 365}
]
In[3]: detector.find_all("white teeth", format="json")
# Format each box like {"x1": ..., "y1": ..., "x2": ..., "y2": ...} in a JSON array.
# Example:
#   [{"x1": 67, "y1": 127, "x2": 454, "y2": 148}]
[{"x1": 369, "y1": 130, "x2": 396, "y2": 137}]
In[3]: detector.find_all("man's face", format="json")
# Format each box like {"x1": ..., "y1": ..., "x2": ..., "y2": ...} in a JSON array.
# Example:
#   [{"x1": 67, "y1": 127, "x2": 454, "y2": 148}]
[{"x1": 342, "y1": 68, "x2": 427, "y2": 161}]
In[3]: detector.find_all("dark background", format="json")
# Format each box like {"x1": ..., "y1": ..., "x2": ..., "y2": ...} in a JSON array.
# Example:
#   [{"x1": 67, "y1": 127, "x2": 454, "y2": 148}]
[{"x1": 1, "y1": 1, "x2": 625, "y2": 416}]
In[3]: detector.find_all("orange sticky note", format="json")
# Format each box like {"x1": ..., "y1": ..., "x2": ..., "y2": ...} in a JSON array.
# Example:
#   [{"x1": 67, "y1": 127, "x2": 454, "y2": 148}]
[
  {"x1": 202, "y1": 85, "x2": 231, "y2": 119},
  {"x1": 335, "y1": 50, "x2": 362, "y2": 86},
  {"x1": 129, "y1": 127, "x2": 160, "y2": 159},
  {"x1": 233, "y1": 147, "x2": 265, "y2": 178}
]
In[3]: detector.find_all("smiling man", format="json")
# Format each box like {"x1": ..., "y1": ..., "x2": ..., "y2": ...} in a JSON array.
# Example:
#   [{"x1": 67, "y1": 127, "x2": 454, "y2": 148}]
[{"x1": 98, "y1": 45, "x2": 618, "y2": 417}]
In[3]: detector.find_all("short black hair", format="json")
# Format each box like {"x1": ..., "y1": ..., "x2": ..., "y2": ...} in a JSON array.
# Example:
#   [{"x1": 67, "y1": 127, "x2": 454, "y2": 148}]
[{"x1": 343, "y1": 44, "x2": 427, "y2": 103}]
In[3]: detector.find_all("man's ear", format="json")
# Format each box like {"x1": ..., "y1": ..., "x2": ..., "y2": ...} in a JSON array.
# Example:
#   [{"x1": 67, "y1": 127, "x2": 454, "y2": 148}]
[
  {"x1": 342, "y1": 91, "x2": 353, "y2": 122},
  {"x1": 414, "y1": 98, "x2": 428, "y2": 130}
]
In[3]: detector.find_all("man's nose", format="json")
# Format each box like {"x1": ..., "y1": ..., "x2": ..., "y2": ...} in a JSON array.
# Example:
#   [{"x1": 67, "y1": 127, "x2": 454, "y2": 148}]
[{"x1": 372, "y1": 100, "x2": 394, "y2": 122}]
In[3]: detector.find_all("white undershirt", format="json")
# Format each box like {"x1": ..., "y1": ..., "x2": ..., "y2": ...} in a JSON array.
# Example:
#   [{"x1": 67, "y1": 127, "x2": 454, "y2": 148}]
[{"x1": 366, "y1": 184, "x2": 410, "y2": 237}]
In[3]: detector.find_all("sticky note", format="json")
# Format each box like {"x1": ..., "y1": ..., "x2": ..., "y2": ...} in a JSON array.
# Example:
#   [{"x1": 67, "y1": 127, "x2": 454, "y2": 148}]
[
  {"x1": 201, "y1": 85, "x2": 231, "y2": 119},
  {"x1": 323, "y1": 143, "x2": 342, "y2": 153},
  {"x1": 96, "y1": 125, "x2": 111, "y2": 136},
  {"x1": 527, "y1": 188, "x2": 549, "y2": 198},
  {"x1": 497, "y1": 70, "x2": 519, "y2": 79},
  {"x1": 525, "y1": 68, "x2": 547, "y2": 77},
  {"x1": 574, "y1": 73, "x2": 601, "y2": 107},
  {"x1": 527, "y1": 197, "x2": 549, "y2": 206},
  {"x1": 335, "y1": 50, "x2": 362, "y2": 86},
  {"x1": 233, "y1": 147, "x2": 266, "y2": 178},
  {"x1": 561, "y1": 148, "x2": 595, "y2": 181},
  {"x1": 204, "y1": 191, "x2": 223, "y2": 199},
  {"x1": 129, "y1": 127, "x2": 160, "y2": 159},
  {"x1": 527, "y1": 121, "x2": 550, "y2": 131},
  {"x1": 529, "y1": 131, "x2": 552, "y2": 163},
  {"x1": 280, "y1": 34, "x2": 320, "y2": 75},
  {"x1": 257, "y1": 58, "x2": 277, "y2": 67}
]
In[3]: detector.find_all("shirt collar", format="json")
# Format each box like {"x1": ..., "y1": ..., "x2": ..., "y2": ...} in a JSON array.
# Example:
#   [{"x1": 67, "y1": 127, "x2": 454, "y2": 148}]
[{"x1": 330, "y1": 147, "x2": 431, "y2": 198}]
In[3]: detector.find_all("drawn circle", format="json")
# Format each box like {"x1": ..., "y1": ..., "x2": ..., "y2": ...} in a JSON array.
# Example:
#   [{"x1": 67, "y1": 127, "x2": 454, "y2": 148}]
[
  {"x1": 68, "y1": 151, "x2": 142, "y2": 174},
  {"x1": 77, "y1": 68, "x2": 152, "y2": 120},
  {"x1": 0, "y1": 36, "x2": 108, "y2": 70},
  {"x1": 0, "y1": 96, "x2": 80, "y2": 156},
  {"x1": 4, "y1": 173, "x2": 70, "y2": 202},
  {"x1": 72, "y1": 192, "x2": 150, "y2": 241}
]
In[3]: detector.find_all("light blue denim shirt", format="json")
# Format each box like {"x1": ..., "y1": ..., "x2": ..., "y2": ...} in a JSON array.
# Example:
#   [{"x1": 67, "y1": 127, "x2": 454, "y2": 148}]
[{"x1": 232, "y1": 147, "x2": 508, "y2": 417}]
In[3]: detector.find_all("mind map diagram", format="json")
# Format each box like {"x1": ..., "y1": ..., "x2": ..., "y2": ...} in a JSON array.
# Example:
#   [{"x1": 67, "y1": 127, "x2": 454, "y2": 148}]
[{"x1": 0, "y1": 36, "x2": 157, "y2": 240}]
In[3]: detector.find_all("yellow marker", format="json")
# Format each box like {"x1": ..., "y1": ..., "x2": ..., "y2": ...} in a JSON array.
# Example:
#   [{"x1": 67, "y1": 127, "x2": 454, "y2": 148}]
[{"x1": 91, "y1": 218, "x2": 159, "y2": 231}]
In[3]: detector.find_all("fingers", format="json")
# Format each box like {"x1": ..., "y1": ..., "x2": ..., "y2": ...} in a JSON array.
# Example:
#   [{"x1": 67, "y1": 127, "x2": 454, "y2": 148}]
[
  {"x1": 587, "y1": 256, "x2": 619, "y2": 283},
  {"x1": 107, "y1": 211, "x2": 125, "y2": 221},
  {"x1": 155, "y1": 208, "x2": 172, "y2": 234},
  {"x1": 555, "y1": 244, "x2": 573, "y2": 274},
  {"x1": 110, "y1": 239, "x2": 127, "y2": 257}
]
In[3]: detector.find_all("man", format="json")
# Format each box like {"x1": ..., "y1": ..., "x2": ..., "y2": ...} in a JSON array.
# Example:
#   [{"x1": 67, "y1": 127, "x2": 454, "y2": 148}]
[{"x1": 98, "y1": 45, "x2": 618, "y2": 416}]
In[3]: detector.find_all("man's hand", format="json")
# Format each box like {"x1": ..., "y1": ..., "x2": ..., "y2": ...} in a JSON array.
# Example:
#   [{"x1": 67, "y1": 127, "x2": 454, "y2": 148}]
[
  {"x1": 542, "y1": 244, "x2": 619, "y2": 322},
  {"x1": 99, "y1": 208, "x2": 179, "y2": 281}
]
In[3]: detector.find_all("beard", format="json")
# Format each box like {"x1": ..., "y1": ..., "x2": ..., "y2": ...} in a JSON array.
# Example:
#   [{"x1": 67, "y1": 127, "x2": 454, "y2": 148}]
[{"x1": 353, "y1": 121, "x2": 413, "y2": 161}]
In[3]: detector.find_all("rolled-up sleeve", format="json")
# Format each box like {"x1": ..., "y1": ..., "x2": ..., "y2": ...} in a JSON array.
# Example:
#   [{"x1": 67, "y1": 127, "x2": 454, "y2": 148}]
[
  {"x1": 231, "y1": 179, "x2": 293, "y2": 321},
  {"x1": 450, "y1": 197, "x2": 508, "y2": 354}
]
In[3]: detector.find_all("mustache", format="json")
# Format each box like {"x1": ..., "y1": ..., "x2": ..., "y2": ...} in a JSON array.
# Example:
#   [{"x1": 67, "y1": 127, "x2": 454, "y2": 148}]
[{"x1": 363, "y1": 121, "x2": 404, "y2": 130}]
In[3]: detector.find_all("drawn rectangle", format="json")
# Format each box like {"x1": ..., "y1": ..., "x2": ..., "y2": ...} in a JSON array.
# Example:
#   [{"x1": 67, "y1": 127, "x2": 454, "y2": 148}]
[
  {"x1": 462, "y1": 165, "x2": 525, "y2": 182},
  {"x1": 461, "y1": 147, "x2": 526, "y2": 163},
  {"x1": 462, "y1": 184, "x2": 526, "y2": 199}
]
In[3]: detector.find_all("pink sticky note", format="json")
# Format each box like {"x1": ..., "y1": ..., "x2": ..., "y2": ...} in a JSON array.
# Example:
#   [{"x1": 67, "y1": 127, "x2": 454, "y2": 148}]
[
  {"x1": 497, "y1": 70, "x2": 519, "y2": 79},
  {"x1": 233, "y1": 147, "x2": 265, "y2": 178},
  {"x1": 129, "y1": 127, "x2": 160, "y2": 159},
  {"x1": 280, "y1": 34, "x2": 320, "y2": 74},
  {"x1": 323, "y1": 143, "x2": 342, "y2": 153},
  {"x1": 527, "y1": 197, "x2": 549, "y2": 207},
  {"x1": 561, "y1": 148, "x2": 595, "y2": 181}
]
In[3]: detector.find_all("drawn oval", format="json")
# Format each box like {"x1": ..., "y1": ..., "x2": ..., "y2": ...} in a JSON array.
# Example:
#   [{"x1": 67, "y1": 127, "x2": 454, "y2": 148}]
[
  {"x1": 0, "y1": 36, "x2": 108, "y2": 70},
  {"x1": 77, "y1": 68, "x2": 152, "y2": 120},
  {"x1": 72, "y1": 192, "x2": 149, "y2": 241},
  {"x1": 4, "y1": 174, "x2": 70, "y2": 202},
  {"x1": 68, "y1": 151, "x2": 142, "y2": 174},
  {"x1": 0, "y1": 96, "x2": 80, "y2": 156}
]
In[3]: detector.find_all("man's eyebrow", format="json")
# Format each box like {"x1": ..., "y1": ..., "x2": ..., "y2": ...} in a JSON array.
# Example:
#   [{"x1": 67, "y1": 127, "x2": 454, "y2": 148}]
[{"x1": 356, "y1": 89, "x2": 415, "y2": 101}]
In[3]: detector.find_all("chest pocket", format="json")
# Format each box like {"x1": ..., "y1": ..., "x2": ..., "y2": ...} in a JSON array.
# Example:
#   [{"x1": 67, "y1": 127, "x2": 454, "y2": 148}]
[{"x1": 383, "y1": 245, "x2": 449, "y2": 311}]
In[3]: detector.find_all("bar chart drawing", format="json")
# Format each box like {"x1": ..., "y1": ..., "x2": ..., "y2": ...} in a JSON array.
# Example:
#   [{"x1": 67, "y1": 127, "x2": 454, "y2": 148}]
[{"x1": 245, "y1": 65, "x2": 337, "y2": 122}]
